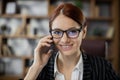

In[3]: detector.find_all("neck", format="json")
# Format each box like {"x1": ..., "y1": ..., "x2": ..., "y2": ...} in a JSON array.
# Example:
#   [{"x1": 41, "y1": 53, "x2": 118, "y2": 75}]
[{"x1": 57, "y1": 50, "x2": 81, "y2": 70}]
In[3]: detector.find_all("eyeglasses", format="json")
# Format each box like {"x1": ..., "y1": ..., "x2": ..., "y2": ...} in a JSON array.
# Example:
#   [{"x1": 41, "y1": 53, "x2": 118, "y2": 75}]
[{"x1": 50, "y1": 27, "x2": 82, "y2": 39}]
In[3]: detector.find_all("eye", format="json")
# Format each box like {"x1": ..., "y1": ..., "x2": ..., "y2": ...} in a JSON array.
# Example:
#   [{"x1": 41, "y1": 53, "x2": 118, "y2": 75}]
[
  {"x1": 69, "y1": 30, "x2": 78, "y2": 34},
  {"x1": 67, "y1": 29, "x2": 79, "y2": 37},
  {"x1": 52, "y1": 30, "x2": 62, "y2": 35}
]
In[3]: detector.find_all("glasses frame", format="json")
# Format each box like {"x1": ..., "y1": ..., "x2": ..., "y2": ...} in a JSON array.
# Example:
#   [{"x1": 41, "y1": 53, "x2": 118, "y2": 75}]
[{"x1": 49, "y1": 26, "x2": 83, "y2": 39}]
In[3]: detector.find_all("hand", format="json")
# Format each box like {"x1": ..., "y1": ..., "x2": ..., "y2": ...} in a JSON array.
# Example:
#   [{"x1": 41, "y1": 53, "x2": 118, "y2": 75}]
[
  {"x1": 24, "y1": 35, "x2": 53, "y2": 80},
  {"x1": 33, "y1": 35, "x2": 53, "y2": 68}
]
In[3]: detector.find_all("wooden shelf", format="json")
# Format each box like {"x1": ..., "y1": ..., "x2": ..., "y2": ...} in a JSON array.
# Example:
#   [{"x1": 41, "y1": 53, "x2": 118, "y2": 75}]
[
  {"x1": 0, "y1": 55, "x2": 33, "y2": 59},
  {"x1": 0, "y1": 14, "x2": 48, "y2": 19},
  {"x1": 1, "y1": 35, "x2": 45, "y2": 39},
  {"x1": 0, "y1": 14, "x2": 23, "y2": 18},
  {"x1": 0, "y1": 75, "x2": 23, "y2": 80},
  {"x1": 87, "y1": 17, "x2": 113, "y2": 21},
  {"x1": 26, "y1": 15, "x2": 48, "y2": 19}
]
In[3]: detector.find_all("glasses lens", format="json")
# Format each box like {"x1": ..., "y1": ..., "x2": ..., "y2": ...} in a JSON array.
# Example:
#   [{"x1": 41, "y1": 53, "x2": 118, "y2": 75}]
[
  {"x1": 50, "y1": 27, "x2": 82, "y2": 39},
  {"x1": 51, "y1": 30, "x2": 63, "y2": 38},
  {"x1": 67, "y1": 29, "x2": 79, "y2": 38}
]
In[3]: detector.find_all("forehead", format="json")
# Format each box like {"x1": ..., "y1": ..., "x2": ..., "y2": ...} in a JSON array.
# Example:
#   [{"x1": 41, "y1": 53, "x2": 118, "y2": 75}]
[{"x1": 52, "y1": 14, "x2": 80, "y2": 30}]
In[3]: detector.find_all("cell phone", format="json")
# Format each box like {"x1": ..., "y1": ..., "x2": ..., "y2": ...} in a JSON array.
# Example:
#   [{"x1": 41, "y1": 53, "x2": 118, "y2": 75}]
[
  {"x1": 41, "y1": 42, "x2": 57, "y2": 54},
  {"x1": 49, "y1": 42, "x2": 56, "y2": 52},
  {"x1": 49, "y1": 37, "x2": 58, "y2": 53}
]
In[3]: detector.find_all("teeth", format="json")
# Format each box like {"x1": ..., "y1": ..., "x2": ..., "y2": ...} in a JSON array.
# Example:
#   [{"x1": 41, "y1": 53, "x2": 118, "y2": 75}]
[
  {"x1": 60, "y1": 45, "x2": 72, "y2": 51},
  {"x1": 62, "y1": 46, "x2": 69, "y2": 48},
  {"x1": 61, "y1": 45, "x2": 72, "y2": 49}
]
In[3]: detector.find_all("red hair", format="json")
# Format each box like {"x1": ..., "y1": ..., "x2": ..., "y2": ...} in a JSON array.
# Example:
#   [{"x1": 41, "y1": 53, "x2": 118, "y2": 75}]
[{"x1": 49, "y1": 3, "x2": 87, "y2": 30}]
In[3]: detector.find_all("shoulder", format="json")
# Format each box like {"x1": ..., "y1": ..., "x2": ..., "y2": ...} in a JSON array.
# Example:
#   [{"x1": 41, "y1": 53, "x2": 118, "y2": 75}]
[
  {"x1": 83, "y1": 53, "x2": 119, "y2": 80},
  {"x1": 83, "y1": 53, "x2": 108, "y2": 67},
  {"x1": 84, "y1": 53, "x2": 112, "y2": 72},
  {"x1": 86, "y1": 53, "x2": 107, "y2": 66}
]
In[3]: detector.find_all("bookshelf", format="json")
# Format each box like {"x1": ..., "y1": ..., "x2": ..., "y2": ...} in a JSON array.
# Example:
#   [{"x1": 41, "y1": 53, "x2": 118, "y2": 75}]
[{"x1": 0, "y1": 0, "x2": 119, "y2": 79}]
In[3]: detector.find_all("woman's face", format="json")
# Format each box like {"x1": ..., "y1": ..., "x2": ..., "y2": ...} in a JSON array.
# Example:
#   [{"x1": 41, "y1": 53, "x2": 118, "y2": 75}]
[{"x1": 51, "y1": 14, "x2": 86, "y2": 56}]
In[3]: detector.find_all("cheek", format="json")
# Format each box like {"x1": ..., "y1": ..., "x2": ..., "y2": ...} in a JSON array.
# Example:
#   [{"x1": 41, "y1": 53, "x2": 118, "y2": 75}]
[
  {"x1": 74, "y1": 39, "x2": 82, "y2": 48},
  {"x1": 75, "y1": 34, "x2": 83, "y2": 48},
  {"x1": 53, "y1": 39, "x2": 61, "y2": 50},
  {"x1": 53, "y1": 39, "x2": 60, "y2": 45}
]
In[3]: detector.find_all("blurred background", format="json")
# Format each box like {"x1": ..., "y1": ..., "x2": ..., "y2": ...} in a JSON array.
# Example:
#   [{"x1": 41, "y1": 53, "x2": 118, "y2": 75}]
[{"x1": 0, "y1": 0, "x2": 119, "y2": 80}]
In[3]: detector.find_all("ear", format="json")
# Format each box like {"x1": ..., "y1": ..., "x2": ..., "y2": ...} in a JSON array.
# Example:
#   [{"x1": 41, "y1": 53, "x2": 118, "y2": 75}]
[{"x1": 82, "y1": 26, "x2": 87, "y2": 39}]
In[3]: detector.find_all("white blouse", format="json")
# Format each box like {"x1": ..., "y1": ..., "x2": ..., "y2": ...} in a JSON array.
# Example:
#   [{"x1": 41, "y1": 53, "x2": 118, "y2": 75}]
[{"x1": 54, "y1": 53, "x2": 83, "y2": 80}]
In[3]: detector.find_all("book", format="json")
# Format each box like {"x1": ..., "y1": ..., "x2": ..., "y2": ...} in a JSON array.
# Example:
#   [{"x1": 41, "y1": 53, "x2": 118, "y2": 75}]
[
  {"x1": 106, "y1": 27, "x2": 114, "y2": 38},
  {"x1": 95, "y1": 5, "x2": 100, "y2": 17},
  {"x1": 6, "y1": 2, "x2": 16, "y2": 14}
]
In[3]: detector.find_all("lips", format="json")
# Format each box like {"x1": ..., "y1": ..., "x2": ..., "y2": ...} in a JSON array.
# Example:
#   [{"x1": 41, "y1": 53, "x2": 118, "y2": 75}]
[{"x1": 60, "y1": 44, "x2": 73, "y2": 51}]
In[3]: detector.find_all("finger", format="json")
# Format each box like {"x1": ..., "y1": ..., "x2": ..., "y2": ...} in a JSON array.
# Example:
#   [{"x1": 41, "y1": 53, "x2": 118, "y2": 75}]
[
  {"x1": 37, "y1": 39, "x2": 53, "y2": 49},
  {"x1": 47, "y1": 49, "x2": 53, "y2": 57},
  {"x1": 37, "y1": 42, "x2": 51, "y2": 49},
  {"x1": 40, "y1": 39, "x2": 53, "y2": 44},
  {"x1": 41, "y1": 43, "x2": 51, "y2": 47},
  {"x1": 44, "y1": 35, "x2": 52, "y2": 39},
  {"x1": 38, "y1": 36, "x2": 53, "y2": 44},
  {"x1": 35, "y1": 42, "x2": 50, "y2": 52},
  {"x1": 37, "y1": 39, "x2": 52, "y2": 47}
]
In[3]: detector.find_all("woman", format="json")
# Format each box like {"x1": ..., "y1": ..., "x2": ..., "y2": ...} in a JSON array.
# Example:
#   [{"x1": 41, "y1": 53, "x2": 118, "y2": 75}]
[{"x1": 24, "y1": 3, "x2": 119, "y2": 80}]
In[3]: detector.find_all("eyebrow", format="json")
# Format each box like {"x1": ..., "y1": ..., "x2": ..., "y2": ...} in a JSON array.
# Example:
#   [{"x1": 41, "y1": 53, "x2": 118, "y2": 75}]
[{"x1": 52, "y1": 27, "x2": 80, "y2": 31}]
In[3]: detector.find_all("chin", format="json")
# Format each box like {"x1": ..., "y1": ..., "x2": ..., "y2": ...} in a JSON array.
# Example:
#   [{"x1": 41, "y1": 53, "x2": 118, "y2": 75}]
[{"x1": 59, "y1": 49, "x2": 76, "y2": 56}]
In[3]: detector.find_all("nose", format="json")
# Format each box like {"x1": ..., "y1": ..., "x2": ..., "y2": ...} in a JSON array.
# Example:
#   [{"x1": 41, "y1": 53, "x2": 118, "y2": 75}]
[{"x1": 60, "y1": 33, "x2": 70, "y2": 43}]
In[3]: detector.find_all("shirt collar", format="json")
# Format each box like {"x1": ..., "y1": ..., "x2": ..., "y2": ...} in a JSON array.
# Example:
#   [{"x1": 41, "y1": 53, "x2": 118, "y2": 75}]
[
  {"x1": 73, "y1": 54, "x2": 83, "y2": 72},
  {"x1": 54, "y1": 52, "x2": 59, "y2": 77},
  {"x1": 54, "y1": 52, "x2": 83, "y2": 77}
]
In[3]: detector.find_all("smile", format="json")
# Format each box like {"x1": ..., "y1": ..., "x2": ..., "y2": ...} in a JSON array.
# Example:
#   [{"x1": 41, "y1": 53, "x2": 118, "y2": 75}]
[{"x1": 60, "y1": 45, "x2": 73, "y2": 51}]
